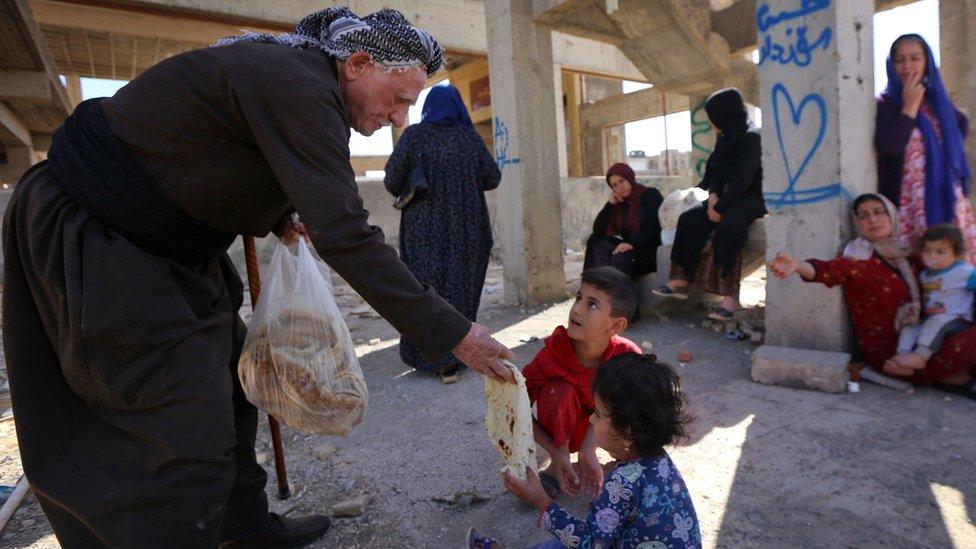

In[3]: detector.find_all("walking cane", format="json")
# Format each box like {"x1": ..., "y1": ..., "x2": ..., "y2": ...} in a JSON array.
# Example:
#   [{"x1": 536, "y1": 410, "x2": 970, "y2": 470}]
[{"x1": 243, "y1": 236, "x2": 291, "y2": 500}]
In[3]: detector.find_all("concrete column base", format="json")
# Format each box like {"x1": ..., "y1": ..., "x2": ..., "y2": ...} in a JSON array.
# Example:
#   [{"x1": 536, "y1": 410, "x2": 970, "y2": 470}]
[{"x1": 751, "y1": 345, "x2": 851, "y2": 394}]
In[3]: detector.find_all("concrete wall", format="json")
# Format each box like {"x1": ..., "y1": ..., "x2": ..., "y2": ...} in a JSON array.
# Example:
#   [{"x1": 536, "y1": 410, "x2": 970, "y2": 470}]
[
  {"x1": 760, "y1": 0, "x2": 876, "y2": 353},
  {"x1": 0, "y1": 147, "x2": 38, "y2": 186},
  {"x1": 225, "y1": 174, "x2": 692, "y2": 290},
  {"x1": 0, "y1": 188, "x2": 13, "y2": 275},
  {"x1": 0, "y1": 176, "x2": 695, "y2": 285},
  {"x1": 351, "y1": 174, "x2": 693, "y2": 255},
  {"x1": 940, "y1": 0, "x2": 976, "y2": 213},
  {"x1": 349, "y1": 155, "x2": 389, "y2": 176}
]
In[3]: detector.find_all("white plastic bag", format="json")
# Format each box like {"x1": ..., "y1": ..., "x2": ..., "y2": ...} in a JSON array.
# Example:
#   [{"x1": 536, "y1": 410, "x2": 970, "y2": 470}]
[
  {"x1": 239, "y1": 238, "x2": 367, "y2": 436},
  {"x1": 658, "y1": 187, "x2": 709, "y2": 230}
]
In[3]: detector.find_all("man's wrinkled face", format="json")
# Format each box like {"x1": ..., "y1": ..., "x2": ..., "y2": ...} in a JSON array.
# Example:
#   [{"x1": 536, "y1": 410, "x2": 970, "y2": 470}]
[{"x1": 341, "y1": 61, "x2": 425, "y2": 136}]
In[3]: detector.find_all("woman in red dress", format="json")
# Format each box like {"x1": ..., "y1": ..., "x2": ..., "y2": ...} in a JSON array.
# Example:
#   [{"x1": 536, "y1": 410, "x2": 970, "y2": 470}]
[{"x1": 769, "y1": 193, "x2": 976, "y2": 398}]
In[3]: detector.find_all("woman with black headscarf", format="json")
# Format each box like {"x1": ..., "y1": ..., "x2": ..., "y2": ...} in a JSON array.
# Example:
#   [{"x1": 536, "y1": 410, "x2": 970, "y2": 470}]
[
  {"x1": 653, "y1": 88, "x2": 766, "y2": 320},
  {"x1": 385, "y1": 84, "x2": 501, "y2": 382}
]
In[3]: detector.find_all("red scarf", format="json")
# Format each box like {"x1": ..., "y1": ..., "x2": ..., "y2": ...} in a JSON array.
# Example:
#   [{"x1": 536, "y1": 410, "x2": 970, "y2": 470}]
[{"x1": 605, "y1": 163, "x2": 647, "y2": 237}]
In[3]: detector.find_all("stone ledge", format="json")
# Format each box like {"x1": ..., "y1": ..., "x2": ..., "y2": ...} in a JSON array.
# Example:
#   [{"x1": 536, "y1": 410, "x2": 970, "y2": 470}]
[{"x1": 751, "y1": 345, "x2": 850, "y2": 394}]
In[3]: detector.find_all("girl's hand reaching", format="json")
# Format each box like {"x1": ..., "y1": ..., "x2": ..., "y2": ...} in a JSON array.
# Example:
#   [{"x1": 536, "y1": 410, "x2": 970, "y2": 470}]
[
  {"x1": 503, "y1": 469, "x2": 552, "y2": 512},
  {"x1": 577, "y1": 448, "x2": 604, "y2": 499},
  {"x1": 768, "y1": 251, "x2": 799, "y2": 278}
]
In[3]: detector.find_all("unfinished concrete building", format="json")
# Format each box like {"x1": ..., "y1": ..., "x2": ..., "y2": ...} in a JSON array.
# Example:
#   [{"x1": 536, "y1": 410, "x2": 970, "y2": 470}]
[{"x1": 1, "y1": 0, "x2": 974, "y2": 361}]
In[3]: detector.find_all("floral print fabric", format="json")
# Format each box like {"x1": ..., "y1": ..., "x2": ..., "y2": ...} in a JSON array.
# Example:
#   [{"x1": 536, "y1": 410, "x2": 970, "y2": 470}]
[
  {"x1": 897, "y1": 104, "x2": 976, "y2": 264},
  {"x1": 540, "y1": 454, "x2": 701, "y2": 548},
  {"x1": 806, "y1": 254, "x2": 976, "y2": 383}
]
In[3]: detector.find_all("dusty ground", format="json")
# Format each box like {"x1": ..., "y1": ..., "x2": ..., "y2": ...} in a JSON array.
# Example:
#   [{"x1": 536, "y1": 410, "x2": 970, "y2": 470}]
[{"x1": 2, "y1": 255, "x2": 975, "y2": 548}]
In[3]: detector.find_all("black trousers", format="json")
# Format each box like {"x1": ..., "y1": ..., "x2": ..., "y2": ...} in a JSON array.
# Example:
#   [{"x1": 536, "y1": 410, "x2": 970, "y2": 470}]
[
  {"x1": 584, "y1": 234, "x2": 635, "y2": 277},
  {"x1": 671, "y1": 197, "x2": 764, "y2": 282},
  {"x1": 2, "y1": 166, "x2": 268, "y2": 548}
]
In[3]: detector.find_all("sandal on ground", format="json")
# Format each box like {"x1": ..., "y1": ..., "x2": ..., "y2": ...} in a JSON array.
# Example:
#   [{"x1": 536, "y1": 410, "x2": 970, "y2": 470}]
[
  {"x1": 441, "y1": 363, "x2": 461, "y2": 384},
  {"x1": 708, "y1": 307, "x2": 735, "y2": 321},
  {"x1": 539, "y1": 471, "x2": 561, "y2": 499},
  {"x1": 652, "y1": 285, "x2": 689, "y2": 300},
  {"x1": 465, "y1": 527, "x2": 501, "y2": 549},
  {"x1": 932, "y1": 379, "x2": 976, "y2": 400}
]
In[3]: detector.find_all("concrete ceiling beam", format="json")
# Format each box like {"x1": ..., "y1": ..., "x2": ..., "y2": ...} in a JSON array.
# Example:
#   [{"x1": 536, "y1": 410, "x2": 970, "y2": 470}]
[
  {"x1": 0, "y1": 70, "x2": 51, "y2": 102},
  {"x1": 30, "y1": 131, "x2": 52, "y2": 151},
  {"x1": 580, "y1": 87, "x2": 691, "y2": 129},
  {"x1": 30, "y1": 0, "x2": 646, "y2": 81},
  {"x1": 0, "y1": 102, "x2": 34, "y2": 147},
  {"x1": 711, "y1": 0, "x2": 933, "y2": 56},
  {"x1": 29, "y1": 0, "x2": 281, "y2": 44},
  {"x1": 9, "y1": 0, "x2": 72, "y2": 115}
]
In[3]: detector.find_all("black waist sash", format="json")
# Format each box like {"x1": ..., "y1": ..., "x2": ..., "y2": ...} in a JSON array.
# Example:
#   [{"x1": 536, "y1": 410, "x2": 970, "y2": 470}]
[{"x1": 47, "y1": 99, "x2": 235, "y2": 264}]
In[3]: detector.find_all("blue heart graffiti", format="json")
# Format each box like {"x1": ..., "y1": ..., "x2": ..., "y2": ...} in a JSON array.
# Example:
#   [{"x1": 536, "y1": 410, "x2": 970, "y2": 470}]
[{"x1": 765, "y1": 82, "x2": 842, "y2": 208}]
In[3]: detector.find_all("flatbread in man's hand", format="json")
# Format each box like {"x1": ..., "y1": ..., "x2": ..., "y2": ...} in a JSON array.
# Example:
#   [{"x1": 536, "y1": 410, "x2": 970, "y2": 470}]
[{"x1": 484, "y1": 360, "x2": 537, "y2": 480}]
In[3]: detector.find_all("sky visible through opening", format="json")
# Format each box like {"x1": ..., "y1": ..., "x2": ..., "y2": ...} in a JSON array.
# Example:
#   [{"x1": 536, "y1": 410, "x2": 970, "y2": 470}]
[{"x1": 76, "y1": 0, "x2": 939, "y2": 158}]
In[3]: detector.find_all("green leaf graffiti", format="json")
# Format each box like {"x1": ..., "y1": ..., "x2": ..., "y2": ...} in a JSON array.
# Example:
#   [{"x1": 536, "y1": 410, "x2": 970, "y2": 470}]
[{"x1": 690, "y1": 100, "x2": 713, "y2": 179}]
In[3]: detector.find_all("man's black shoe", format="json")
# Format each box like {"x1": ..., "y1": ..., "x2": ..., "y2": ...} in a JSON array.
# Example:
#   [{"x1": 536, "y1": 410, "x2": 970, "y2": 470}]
[{"x1": 220, "y1": 513, "x2": 331, "y2": 548}]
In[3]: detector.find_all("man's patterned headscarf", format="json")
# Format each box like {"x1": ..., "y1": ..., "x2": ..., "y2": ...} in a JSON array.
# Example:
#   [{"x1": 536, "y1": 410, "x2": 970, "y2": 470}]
[{"x1": 214, "y1": 6, "x2": 443, "y2": 77}]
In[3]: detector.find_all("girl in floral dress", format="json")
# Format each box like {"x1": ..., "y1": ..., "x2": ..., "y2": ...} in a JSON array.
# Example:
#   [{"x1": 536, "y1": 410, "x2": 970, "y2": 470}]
[
  {"x1": 875, "y1": 34, "x2": 975, "y2": 264},
  {"x1": 468, "y1": 354, "x2": 701, "y2": 548}
]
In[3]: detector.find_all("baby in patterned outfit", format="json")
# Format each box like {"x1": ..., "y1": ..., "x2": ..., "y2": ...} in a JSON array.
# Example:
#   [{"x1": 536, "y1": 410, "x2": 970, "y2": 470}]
[{"x1": 467, "y1": 353, "x2": 701, "y2": 549}]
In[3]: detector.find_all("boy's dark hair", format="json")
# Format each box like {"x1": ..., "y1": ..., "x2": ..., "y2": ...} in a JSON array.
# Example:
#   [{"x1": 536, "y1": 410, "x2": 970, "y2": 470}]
[
  {"x1": 592, "y1": 353, "x2": 692, "y2": 457},
  {"x1": 922, "y1": 224, "x2": 966, "y2": 256},
  {"x1": 580, "y1": 266, "x2": 638, "y2": 320}
]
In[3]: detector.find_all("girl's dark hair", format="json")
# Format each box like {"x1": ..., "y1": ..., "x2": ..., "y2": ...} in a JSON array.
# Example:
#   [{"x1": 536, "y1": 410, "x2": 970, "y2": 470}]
[{"x1": 592, "y1": 353, "x2": 692, "y2": 457}]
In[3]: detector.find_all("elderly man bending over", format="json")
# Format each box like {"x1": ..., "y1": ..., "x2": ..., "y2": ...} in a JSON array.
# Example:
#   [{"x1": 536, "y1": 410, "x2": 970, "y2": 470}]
[{"x1": 2, "y1": 6, "x2": 512, "y2": 548}]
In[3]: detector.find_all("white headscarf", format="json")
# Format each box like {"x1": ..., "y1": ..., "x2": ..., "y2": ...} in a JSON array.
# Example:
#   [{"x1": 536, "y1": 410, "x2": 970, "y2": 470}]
[{"x1": 844, "y1": 193, "x2": 920, "y2": 329}]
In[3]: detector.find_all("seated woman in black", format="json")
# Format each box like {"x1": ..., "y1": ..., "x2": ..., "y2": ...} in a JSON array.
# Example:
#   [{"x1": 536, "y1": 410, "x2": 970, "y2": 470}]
[
  {"x1": 652, "y1": 88, "x2": 766, "y2": 320},
  {"x1": 584, "y1": 163, "x2": 663, "y2": 285}
]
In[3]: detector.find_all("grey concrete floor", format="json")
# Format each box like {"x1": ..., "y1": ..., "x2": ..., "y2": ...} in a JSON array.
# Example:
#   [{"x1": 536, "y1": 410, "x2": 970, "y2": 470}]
[{"x1": 2, "y1": 259, "x2": 975, "y2": 548}]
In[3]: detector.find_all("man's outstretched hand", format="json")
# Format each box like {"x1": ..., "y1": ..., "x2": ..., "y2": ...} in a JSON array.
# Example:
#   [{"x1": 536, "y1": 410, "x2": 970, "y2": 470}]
[{"x1": 452, "y1": 323, "x2": 516, "y2": 383}]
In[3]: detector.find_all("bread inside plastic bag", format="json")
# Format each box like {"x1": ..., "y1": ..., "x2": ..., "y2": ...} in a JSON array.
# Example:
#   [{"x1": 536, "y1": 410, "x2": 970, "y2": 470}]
[{"x1": 239, "y1": 239, "x2": 367, "y2": 436}]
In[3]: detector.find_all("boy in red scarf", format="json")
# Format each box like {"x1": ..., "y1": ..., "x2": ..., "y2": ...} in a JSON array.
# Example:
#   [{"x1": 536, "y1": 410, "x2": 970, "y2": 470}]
[{"x1": 522, "y1": 267, "x2": 642, "y2": 498}]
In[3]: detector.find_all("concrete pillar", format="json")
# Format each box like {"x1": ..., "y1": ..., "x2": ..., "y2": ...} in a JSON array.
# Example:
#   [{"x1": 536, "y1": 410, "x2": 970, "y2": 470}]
[
  {"x1": 940, "y1": 0, "x2": 976, "y2": 210},
  {"x1": 485, "y1": 0, "x2": 566, "y2": 304},
  {"x1": 553, "y1": 65, "x2": 569, "y2": 178},
  {"x1": 582, "y1": 75, "x2": 623, "y2": 103},
  {"x1": 0, "y1": 146, "x2": 36, "y2": 186},
  {"x1": 605, "y1": 125, "x2": 626, "y2": 167},
  {"x1": 563, "y1": 71, "x2": 584, "y2": 177},
  {"x1": 65, "y1": 74, "x2": 83, "y2": 107},
  {"x1": 689, "y1": 94, "x2": 716, "y2": 183},
  {"x1": 391, "y1": 124, "x2": 407, "y2": 146},
  {"x1": 760, "y1": 0, "x2": 875, "y2": 351}
]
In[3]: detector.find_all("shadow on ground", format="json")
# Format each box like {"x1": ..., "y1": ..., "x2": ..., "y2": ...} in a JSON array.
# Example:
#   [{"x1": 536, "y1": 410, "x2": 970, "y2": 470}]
[{"x1": 2, "y1": 258, "x2": 974, "y2": 548}]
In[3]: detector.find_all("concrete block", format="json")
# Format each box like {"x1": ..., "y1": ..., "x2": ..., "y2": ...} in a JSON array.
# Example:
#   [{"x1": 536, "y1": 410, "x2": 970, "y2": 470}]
[{"x1": 751, "y1": 345, "x2": 850, "y2": 394}]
